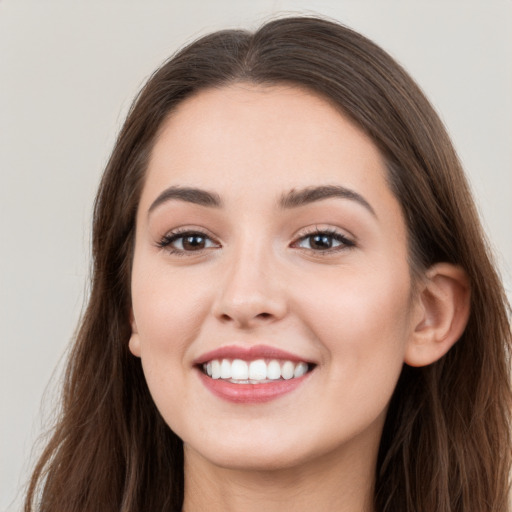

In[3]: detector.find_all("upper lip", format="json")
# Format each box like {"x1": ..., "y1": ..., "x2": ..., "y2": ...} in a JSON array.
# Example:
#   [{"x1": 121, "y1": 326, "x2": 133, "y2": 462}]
[{"x1": 193, "y1": 344, "x2": 315, "y2": 366}]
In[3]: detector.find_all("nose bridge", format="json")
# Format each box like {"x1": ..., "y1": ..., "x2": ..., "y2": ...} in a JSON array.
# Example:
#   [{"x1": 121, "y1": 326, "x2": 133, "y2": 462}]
[{"x1": 214, "y1": 232, "x2": 286, "y2": 327}]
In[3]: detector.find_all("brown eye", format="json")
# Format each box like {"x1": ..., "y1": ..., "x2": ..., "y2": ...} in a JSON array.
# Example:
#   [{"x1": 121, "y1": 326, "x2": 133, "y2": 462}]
[
  {"x1": 182, "y1": 234, "x2": 207, "y2": 251},
  {"x1": 294, "y1": 230, "x2": 355, "y2": 252},
  {"x1": 308, "y1": 234, "x2": 335, "y2": 250},
  {"x1": 159, "y1": 231, "x2": 220, "y2": 253}
]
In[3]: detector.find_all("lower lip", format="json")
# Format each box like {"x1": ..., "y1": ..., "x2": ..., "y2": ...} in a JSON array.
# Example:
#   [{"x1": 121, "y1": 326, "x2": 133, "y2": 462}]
[{"x1": 197, "y1": 370, "x2": 311, "y2": 403}]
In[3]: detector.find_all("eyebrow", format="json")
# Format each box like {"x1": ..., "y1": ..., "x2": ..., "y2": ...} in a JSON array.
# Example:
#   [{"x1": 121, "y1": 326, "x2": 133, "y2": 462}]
[
  {"x1": 148, "y1": 186, "x2": 222, "y2": 213},
  {"x1": 148, "y1": 184, "x2": 375, "y2": 217},
  {"x1": 279, "y1": 185, "x2": 376, "y2": 216}
]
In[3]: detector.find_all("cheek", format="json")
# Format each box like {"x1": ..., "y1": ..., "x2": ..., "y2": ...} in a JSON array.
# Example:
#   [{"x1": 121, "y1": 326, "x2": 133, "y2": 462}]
[
  {"x1": 130, "y1": 259, "x2": 214, "y2": 430},
  {"x1": 316, "y1": 280, "x2": 411, "y2": 437},
  {"x1": 297, "y1": 263, "x2": 413, "y2": 391},
  {"x1": 130, "y1": 256, "x2": 213, "y2": 364}
]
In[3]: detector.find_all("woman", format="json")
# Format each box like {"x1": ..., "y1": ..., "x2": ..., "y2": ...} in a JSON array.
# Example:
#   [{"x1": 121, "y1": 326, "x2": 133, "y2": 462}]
[{"x1": 25, "y1": 16, "x2": 511, "y2": 512}]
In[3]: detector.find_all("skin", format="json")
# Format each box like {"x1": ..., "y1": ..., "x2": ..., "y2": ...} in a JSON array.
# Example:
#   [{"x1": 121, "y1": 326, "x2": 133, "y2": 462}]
[{"x1": 128, "y1": 84, "x2": 467, "y2": 512}]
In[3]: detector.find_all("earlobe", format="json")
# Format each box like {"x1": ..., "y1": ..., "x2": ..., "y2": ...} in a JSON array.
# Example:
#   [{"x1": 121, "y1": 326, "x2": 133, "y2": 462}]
[
  {"x1": 128, "y1": 310, "x2": 141, "y2": 358},
  {"x1": 405, "y1": 263, "x2": 471, "y2": 367}
]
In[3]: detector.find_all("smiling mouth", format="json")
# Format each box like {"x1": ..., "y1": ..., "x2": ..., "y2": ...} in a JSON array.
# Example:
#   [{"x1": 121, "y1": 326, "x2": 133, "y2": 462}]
[{"x1": 200, "y1": 358, "x2": 315, "y2": 384}]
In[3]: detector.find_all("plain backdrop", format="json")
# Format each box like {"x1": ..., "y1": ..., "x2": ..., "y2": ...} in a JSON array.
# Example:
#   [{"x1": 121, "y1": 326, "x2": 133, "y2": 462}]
[{"x1": 1, "y1": 1, "x2": 511, "y2": 510}]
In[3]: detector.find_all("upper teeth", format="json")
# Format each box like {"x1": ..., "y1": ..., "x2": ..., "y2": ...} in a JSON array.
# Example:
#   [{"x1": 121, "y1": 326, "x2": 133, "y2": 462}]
[{"x1": 203, "y1": 359, "x2": 309, "y2": 382}]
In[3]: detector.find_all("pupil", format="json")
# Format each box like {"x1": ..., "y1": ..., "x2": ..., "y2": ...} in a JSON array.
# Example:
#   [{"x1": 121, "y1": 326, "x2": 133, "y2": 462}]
[
  {"x1": 311, "y1": 234, "x2": 331, "y2": 249},
  {"x1": 183, "y1": 235, "x2": 205, "y2": 250}
]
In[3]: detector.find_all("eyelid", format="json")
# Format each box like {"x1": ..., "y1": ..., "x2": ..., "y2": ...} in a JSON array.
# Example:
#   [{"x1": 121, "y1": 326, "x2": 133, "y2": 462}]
[
  {"x1": 156, "y1": 226, "x2": 221, "y2": 254},
  {"x1": 293, "y1": 223, "x2": 356, "y2": 239},
  {"x1": 290, "y1": 225, "x2": 356, "y2": 252}
]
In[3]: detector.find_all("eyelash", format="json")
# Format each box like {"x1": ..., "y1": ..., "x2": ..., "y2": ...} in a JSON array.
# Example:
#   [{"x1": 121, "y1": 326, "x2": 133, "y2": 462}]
[
  {"x1": 291, "y1": 227, "x2": 355, "y2": 254},
  {"x1": 157, "y1": 228, "x2": 220, "y2": 256},
  {"x1": 157, "y1": 227, "x2": 355, "y2": 256}
]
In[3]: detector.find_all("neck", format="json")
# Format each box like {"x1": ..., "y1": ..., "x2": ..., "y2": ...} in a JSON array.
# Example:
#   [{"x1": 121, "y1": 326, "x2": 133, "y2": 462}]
[{"x1": 182, "y1": 437, "x2": 378, "y2": 512}]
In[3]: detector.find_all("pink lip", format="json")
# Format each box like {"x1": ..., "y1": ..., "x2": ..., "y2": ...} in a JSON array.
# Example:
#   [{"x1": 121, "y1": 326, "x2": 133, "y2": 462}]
[
  {"x1": 194, "y1": 344, "x2": 315, "y2": 404},
  {"x1": 197, "y1": 370, "x2": 312, "y2": 403},
  {"x1": 193, "y1": 344, "x2": 312, "y2": 365},
  {"x1": 194, "y1": 345, "x2": 315, "y2": 404}
]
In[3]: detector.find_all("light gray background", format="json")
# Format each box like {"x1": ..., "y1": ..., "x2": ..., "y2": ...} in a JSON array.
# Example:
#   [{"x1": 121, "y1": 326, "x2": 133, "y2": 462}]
[{"x1": 1, "y1": 1, "x2": 511, "y2": 510}]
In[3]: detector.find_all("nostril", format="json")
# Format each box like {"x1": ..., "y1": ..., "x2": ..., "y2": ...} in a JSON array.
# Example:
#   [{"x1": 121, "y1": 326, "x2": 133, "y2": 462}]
[{"x1": 218, "y1": 311, "x2": 274, "y2": 325}]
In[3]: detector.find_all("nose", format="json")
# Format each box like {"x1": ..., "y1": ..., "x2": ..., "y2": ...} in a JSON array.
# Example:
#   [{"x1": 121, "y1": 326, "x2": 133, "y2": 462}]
[{"x1": 212, "y1": 242, "x2": 288, "y2": 329}]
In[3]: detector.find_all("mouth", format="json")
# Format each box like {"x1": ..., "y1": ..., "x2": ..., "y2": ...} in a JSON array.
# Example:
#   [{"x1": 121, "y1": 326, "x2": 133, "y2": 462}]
[
  {"x1": 199, "y1": 358, "x2": 314, "y2": 384},
  {"x1": 194, "y1": 345, "x2": 316, "y2": 403}
]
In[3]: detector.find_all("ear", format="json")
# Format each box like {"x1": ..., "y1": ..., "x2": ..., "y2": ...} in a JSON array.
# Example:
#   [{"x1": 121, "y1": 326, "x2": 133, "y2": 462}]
[
  {"x1": 128, "y1": 309, "x2": 141, "y2": 358},
  {"x1": 405, "y1": 263, "x2": 470, "y2": 367}
]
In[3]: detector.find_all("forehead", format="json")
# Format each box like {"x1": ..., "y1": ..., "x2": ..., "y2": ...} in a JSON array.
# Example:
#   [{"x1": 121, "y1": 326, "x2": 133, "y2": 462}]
[{"x1": 143, "y1": 83, "x2": 396, "y2": 215}]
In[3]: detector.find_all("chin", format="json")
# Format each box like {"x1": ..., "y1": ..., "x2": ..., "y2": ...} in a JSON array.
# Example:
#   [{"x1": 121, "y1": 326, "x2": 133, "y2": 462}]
[
  {"x1": 182, "y1": 427, "x2": 318, "y2": 472},
  {"x1": 194, "y1": 448, "x2": 313, "y2": 473}
]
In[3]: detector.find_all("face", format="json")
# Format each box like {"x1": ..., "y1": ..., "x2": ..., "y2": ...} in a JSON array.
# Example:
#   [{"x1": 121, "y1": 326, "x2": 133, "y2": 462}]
[{"x1": 129, "y1": 84, "x2": 419, "y2": 472}]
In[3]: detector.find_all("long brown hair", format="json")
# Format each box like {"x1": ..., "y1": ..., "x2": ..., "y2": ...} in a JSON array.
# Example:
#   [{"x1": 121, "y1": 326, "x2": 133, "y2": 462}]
[{"x1": 25, "y1": 16, "x2": 511, "y2": 512}]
